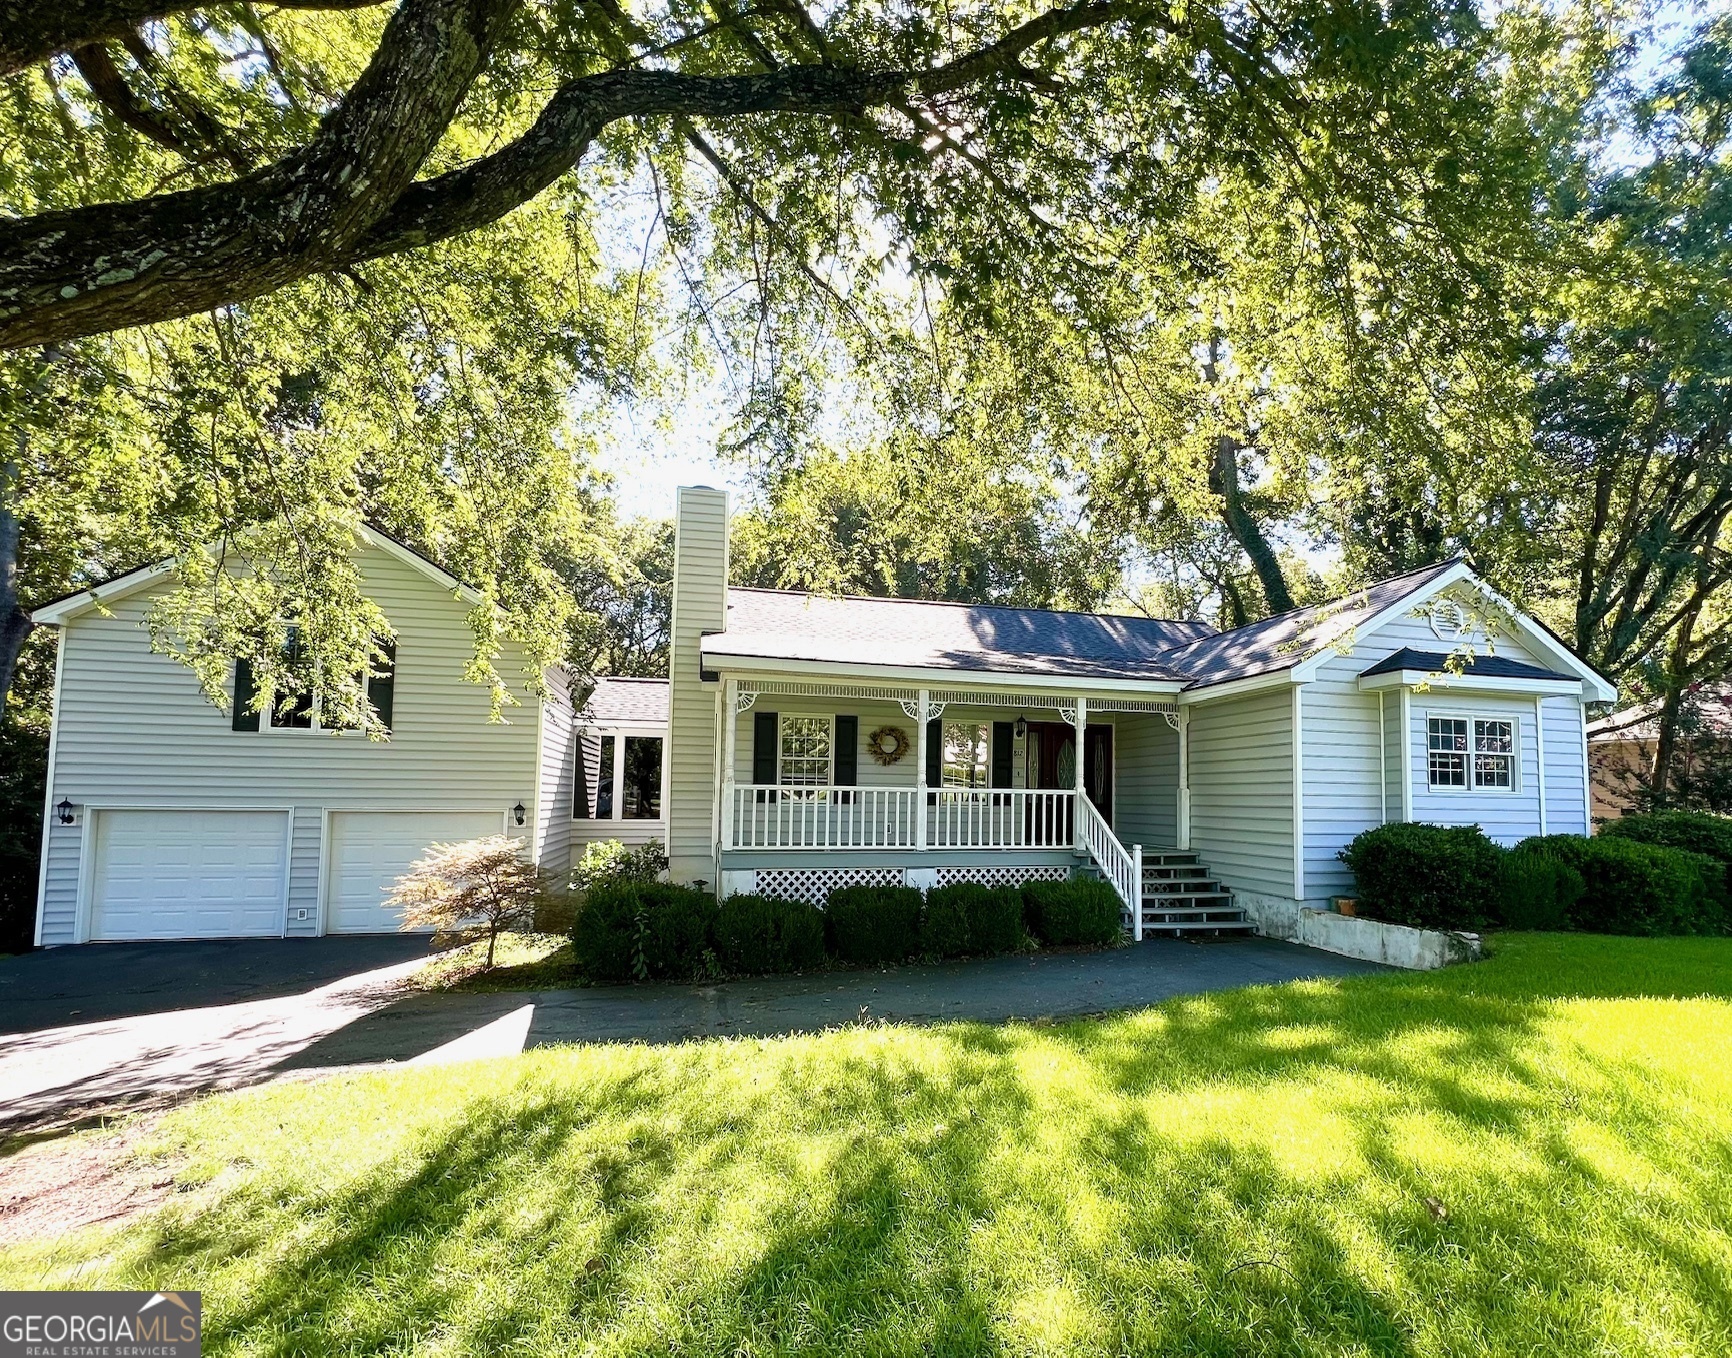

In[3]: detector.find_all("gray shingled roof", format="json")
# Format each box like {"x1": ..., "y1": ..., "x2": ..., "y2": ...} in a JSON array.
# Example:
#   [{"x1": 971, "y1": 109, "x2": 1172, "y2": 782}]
[
  {"x1": 1360, "y1": 647, "x2": 1574, "y2": 682},
  {"x1": 702, "y1": 589, "x2": 1214, "y2": 681},
  {"x1": 1158, "y1": 559, "x2": 1464, "y2": 688},
  {"x1": 580, "y1": 676, "x2": 668, "y2": 725}
]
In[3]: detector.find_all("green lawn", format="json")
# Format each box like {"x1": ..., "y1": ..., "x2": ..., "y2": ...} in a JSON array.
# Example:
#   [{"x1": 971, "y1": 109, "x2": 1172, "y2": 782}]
[{"x1": 6, "y1": 934, "x2": 1732, "y2": 1356}]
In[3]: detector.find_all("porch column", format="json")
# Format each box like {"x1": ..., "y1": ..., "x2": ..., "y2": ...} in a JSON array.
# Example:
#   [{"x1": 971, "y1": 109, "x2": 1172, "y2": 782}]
[
  {"x1": 722, "y1": 678, "x2": 738, "y2": 850},
  {"x1": 1176, "y1": 706, "x2": 1191, "y2": 850},
  {"x1": 915, "y1": 689, "x2": 929, "y2": 851},
  {"x1": 1072, "y1": 696, "x2": 1088, "y2": 851}
]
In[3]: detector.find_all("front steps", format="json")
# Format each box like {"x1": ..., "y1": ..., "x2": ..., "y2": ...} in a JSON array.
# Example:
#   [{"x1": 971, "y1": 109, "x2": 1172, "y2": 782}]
[{"x1": 1136, "y1": 850, "x2": 1255, "y2": 937}]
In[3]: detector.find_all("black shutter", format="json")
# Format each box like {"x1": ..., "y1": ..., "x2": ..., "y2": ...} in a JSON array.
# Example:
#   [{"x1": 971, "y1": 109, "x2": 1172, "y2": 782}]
[
  {"x1": 367, "y1": 639, "x2": 397, "y2": 731},
  {"x1": 834, "y1": 715, "x2": 858, "y2": 785},
  {"x1": 753, "y1": 711, "x2": 778, "y2": 784},
  {"x1": 991, "y1": 721, "x2": 1014, "y2": 788},
  {"x1": 232, "y1": 658, "x2": 260, "y2": 731},
  {"x1": 926, "y1": 717, "x2": 942, "y2": 787}
]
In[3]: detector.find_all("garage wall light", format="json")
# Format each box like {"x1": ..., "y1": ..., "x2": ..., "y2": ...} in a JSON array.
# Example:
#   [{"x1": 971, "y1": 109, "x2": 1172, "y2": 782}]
[
  {"x1": 56, "y1": 797, "x2": 75, "y2": 825},
  {"x1": 512, "y1": 801, "x2": 527, "y2": 827}
]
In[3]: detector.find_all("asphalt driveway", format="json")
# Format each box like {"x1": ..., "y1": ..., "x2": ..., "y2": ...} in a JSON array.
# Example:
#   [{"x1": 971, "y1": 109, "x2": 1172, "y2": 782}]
[{"x1": 0, "y1": 936, "x2": 1383, "y2": 1135}]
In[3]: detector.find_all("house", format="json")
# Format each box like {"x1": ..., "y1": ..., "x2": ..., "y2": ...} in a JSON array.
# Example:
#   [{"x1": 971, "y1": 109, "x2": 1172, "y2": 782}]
[
  {"x1": 30, "y1": 488, "x2": 1615, "y2": 946},
  {"x1": 29, "y1": 527, "x2": 579, "y2": 945},
  {"x1": 658, "y1": 486, "x2": 1615, "y2": 938},
  {"x1": 1587, "y1": 686, "x2": 1732, "y2": 820}
]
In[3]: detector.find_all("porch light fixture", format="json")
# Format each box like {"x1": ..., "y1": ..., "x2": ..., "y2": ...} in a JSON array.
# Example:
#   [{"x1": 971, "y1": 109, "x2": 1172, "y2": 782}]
[
  {"x1": 1014, "y1": 717, "x2": 1027, "y2": 739},
  {"x1": 55, "y1": 797, "x2": 75, "y2": 825},
  {"x1": 512, "y1": 801, "x2": 527, "y2": 826}
]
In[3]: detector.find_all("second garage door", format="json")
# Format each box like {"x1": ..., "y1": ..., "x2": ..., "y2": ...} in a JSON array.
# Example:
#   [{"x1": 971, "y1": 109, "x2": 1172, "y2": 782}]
[{"x1": 325, "y1": 810, "x2": 503, "y2": 934}]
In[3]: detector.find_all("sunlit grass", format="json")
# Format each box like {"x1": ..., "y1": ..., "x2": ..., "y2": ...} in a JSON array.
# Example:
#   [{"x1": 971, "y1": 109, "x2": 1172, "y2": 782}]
[
  {"x1": 409, "y1": 932, "x2": 576, "y2": 992},
  {"x1": 5, "y1": 934, "x2": 1732, "y2": 1355}
]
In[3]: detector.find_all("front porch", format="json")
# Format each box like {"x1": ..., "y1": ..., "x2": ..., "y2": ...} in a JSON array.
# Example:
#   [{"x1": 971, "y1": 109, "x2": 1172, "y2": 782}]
[{"x1": 711, "y1": 675, "x2": 1252, "y2": 936}]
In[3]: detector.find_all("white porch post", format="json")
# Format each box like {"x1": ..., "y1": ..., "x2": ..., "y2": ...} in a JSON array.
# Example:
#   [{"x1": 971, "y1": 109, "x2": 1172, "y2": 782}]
[
  {"x1": 1072, "y1": 696, "x2": 1088, "y2": 851},
  {"x1": 1131, "y1": 842, "x2": 1144, "y2": 941},
  {"x1": 722, "y1": 678, "x2": 738, "y2": 850},
  {"x1": 1176, "y1": 706, "x2": 1191, "y2": 850},
  {"x1": 915, "y1": 688, "x2": 930, "y2": 852}
]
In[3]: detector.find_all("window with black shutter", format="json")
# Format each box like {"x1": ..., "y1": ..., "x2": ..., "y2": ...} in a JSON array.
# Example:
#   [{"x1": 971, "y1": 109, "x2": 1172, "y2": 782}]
[
  {"x1": 753, "y1": 710, "x2": 778, "y2": 800},
  {"x1": 366, "y1": 639, "x2": 396, "y2": 731},
  {"x1": 926, "y1": 717, "x2": 941, "y2": 798},
  {"x1": 232, "y1": 658, "x2": 260, "y2": 731},
  {"x1": 834, "y1": 715, "x2": 858, "y2": 784}
]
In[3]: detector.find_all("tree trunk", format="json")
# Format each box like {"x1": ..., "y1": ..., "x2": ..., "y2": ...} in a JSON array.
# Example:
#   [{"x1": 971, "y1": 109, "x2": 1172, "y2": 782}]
[
  {"x1": 1209, "y1": 432, "x2": 1296, "y2": 616},
  {"x1": 0, "y1": 448, "x2": 34, "y2": 720},
  {"x1": 1650, "y1": 582, "x2": 1706, "y2": 807}
]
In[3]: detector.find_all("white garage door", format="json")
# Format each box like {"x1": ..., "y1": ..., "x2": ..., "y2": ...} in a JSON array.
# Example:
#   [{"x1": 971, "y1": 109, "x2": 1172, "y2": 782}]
[
  {"x1": 326, "y1": 811, "x2": 502, "y2": 934},
  {"x1": 90, "y1": 809, "x2": 289, "y2": 941}
]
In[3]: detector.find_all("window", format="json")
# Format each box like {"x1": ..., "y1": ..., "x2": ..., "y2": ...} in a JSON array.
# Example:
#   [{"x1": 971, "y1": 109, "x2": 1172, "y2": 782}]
[
  {"x1": 1473, "y1": 719, "x2": 1514, "y2": 789},
  {"x1": 269, "y1": 626, "x2": 315, "y2": 729},
  {"x1": 257, "y1": 626, "x2": 394, "y2": 734},
  {"x1": 1428, "y1": 715, "x2": 1516, "y2": 791},
  {"x1": 780, "y1": 716, "x2": 832, "y2": 790},
  {"x1": 622, "y1": 736, "x2": 663, "y2": 819},
  {"x1": 941, "y1": 722, "x2": 991, "y2": 789},
  {"x1": 594, "y1": 736, "x2": 616, "y2": 818}
]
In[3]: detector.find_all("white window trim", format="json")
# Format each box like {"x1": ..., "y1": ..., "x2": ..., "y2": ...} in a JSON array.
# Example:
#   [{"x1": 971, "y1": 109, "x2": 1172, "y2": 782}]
[
  {"x1": 574, "y1": 722, "x2": 667, "y2": 824},
  {"x1": 778, "y1": 713, "x2": 834, "y2": 788},
  {"x1": 940, "y1": 719, "x2": 992, "y2": 790},
  {"x1": 1424, "y1": 709, "x2": 1521, "y2": 795}
]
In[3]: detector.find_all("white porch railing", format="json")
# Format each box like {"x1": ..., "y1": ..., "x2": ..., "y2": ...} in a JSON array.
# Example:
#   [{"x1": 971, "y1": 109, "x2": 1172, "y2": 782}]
[
  {"x1": 1078, "y1": 793, "x2": 1144, "y2": 940},
  {"x1": 726, "y1": 786, "x2": 1077, "y2": 851}
]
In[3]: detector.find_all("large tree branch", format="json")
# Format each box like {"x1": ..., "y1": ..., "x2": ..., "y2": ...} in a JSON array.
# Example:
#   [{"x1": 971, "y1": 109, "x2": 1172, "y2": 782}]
[
  {"x1": 1, "y1": 0, "x2": 1159, "y2": 348},
  {"x1": 0, "y1": 0, "x2": 518, "y2": 349},
  {"x1": 0, "y1": 0, "x2": 391, "y2": 76}
]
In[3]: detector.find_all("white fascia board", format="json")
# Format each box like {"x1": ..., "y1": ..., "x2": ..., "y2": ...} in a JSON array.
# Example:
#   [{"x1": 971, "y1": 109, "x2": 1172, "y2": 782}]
[
  {"x1": 1357, "y1": 670, "x2": 1583, "y2": 697},
  {"x1": 1293, "y1": 561, "x2": 1617, "y2": 702},
  {"x1": 355, "y1": 525, "x2": 488, "y2": 608},
  {"x1": 29, "y1": 560, "x2": 179, "y2": 626},
  {"x1": 1288, "y1": 561, "x2": 1476, "y2": 684},
  {"x1": 1177, "y1": 667, "x2": 1299, "y2": 705},
  {"x1": 701, "y1": 650, "x2": 1185, "y2": 698}
]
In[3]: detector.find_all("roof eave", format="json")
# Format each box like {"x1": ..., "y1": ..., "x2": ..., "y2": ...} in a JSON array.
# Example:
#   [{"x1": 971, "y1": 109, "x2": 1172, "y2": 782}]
[{"x1": 699, "y1": 649, "x2": 1186, "y2": 694}]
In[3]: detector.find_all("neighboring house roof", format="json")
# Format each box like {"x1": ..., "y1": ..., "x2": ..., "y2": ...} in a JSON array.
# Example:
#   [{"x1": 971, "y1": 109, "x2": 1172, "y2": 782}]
[
  {"x1": 1360, "y1": 648, "x2": 1577, "y2": 683},
  {"x1": 702, "y1": 589, "x2": 1215, "y2": 682},
  {"x1": 1588, "y1": 685, "x2": 1732, "y2": 743},
  {"x1": 580, "y1": 676, "x2": 669, "y2": 726},
  {"x1": 1159, "y1": 559, "x2": 1464, "y2": 689}
]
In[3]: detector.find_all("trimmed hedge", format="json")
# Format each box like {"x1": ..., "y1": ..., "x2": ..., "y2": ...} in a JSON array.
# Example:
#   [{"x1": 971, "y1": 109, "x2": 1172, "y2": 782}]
[
  {"x1": 921, "y1": 882, "x2": 1025, "y2": 958},
  {"x1": 1497, "y1": 852, "x2": 1582, "y2": 932},
  {"x1": 1514, "y1": 835, "x2": 1725, "y2": 937},
  {"x1": 572, "y1": 881, "x2": 719, "y2": 983},
  {"x1": 1338, "y1": 822, "x2": 1503, "y2": 931},
  {"x1": 826, "y1": 885, "x2": 924, "y2": 965},
  {"x1": 716, "y1": 893, "x2": 826, "y2": 975},
  {"x1": 1600, "y1": 810, "x2": 1732, "y2": 895},
  {"x1": 1022, "y1": 877, "x2": 1122, "y2": 947}
]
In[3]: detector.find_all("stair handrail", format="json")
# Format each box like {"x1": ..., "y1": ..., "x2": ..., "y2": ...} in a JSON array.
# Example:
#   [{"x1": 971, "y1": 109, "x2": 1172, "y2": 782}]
[{"x1": 1076, "y1": 795, "x2": 1143, "y2": 941}]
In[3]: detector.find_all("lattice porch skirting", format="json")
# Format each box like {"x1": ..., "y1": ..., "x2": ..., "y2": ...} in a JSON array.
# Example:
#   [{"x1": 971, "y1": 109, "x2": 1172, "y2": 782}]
[{"x1": 745, "y1": 864, "x2": 1072, "y2": 905}]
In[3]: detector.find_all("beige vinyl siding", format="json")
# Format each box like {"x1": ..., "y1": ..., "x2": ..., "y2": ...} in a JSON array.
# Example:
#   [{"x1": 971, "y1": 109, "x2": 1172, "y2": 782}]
[
  {"x1": 1186, "y1": 686, "x2": 1295, "y2": 899},
  {"x1": 1408, "y1": 694, "x2": 1544, "y2": 843},
  {"x1": 1113, "y1": 713, "x2": 1179, "y2": 849},
  {"x1": 1381, "y1": 690, "x2": 1403, "y2": 820},
  {"x1": 666, "y1": 487, "x2": 728, "y2": 883},
  {"x1": 37, "y1": 544, "x2": 541, "y2": 945}
]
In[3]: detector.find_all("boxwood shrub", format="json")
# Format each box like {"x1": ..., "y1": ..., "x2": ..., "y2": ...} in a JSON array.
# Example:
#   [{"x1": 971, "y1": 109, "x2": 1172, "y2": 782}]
[
  {"x1": 1599, "y1": 810, "x2": 1732, "y2": 898},
  {"x1": 1515, "y1": 834, "x2": 1725, "y2": 936},
  {"x1": 825, "y1": 884, "x2": 923, "y2": 965},
  {"x1": 1338, "y1": 822, "x2": 1503, "y2": 930},
  {"x1": 920, "y1": 882, "x2": 1025, "y2": 958},
  {"x1": 1496, "y1": 852, "x2": 1582, "y2": 932},
  {"x1": 571, "y1": 880, "x2": 719, "y2": 983},
  {"x1": 715, "y1": 892, "x2": 827, "y2": 975},
  {"x1": 1022, "y1": 877, "x2": 1122, "y2": 947}
]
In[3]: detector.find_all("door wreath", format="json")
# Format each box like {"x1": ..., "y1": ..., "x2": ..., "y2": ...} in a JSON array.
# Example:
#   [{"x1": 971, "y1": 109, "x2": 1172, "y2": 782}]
[{"x1": 866, "y1": 725, "x2": 911, "y2": 766}]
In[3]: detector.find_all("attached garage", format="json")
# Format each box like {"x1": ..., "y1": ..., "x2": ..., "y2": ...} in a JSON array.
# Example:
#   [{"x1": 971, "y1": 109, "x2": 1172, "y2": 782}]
[
  {"x1": 87, "y1": 808, "x2": 290, "y2": 941},
  {"x1": 325, "y1": 810, "x2": 503, "y2": 934}
]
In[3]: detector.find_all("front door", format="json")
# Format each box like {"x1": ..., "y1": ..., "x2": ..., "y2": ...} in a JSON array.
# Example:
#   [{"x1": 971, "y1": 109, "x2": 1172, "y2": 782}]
[{"x1": 1025, "y1": 721, "x2": 1113, "y2": 823}]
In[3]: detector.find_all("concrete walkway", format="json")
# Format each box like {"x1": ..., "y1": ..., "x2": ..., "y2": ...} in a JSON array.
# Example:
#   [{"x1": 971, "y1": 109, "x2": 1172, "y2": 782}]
[{"x1": 1, "y1": 938, "x2": 1382, "y2": 1134}]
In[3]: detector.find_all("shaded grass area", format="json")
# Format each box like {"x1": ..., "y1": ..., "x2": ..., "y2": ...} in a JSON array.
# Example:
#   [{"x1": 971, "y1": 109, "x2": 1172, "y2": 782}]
[
  {"x1": 409, "y1": 933, "x2": 578, "y2": 993},
  {"x1": 5, "y1": 934, "x2": 1732, "y2": 1355}
]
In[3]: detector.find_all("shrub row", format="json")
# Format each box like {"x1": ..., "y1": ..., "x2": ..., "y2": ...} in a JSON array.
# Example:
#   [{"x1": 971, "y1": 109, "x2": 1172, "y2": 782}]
[
  {"x1": 571, "y1": 874, "x2": 1124, "y2": 983},
  {"x1": 1339, "y1": 812, "x2": 1732, "y2": 936}
]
